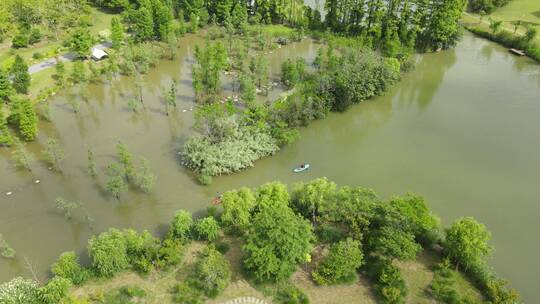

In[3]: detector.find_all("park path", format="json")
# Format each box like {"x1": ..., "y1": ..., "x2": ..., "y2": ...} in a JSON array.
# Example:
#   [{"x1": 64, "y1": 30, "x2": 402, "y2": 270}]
[
  {"x1": 28, "y1": 42, "x2": 111, "y2": 74},
  {"x1": 219, "y1": 297, "x2": 268, "y2": 304}
]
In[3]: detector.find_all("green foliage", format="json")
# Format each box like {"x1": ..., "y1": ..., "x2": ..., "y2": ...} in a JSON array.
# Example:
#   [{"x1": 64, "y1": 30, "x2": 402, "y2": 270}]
[
  {"x1": 103, "y1": 285, "x2": 147, "y2": 304},
  {"x1": 38, "y1": 276, "x2": 71, "y2": 304},
  {"x1": 156, "y1": 238, "x2": 185, "y2": 269},
  {"x1": 365, "y1": 257, "x2": 408, "y2": 304},
  {"x1": 192, "y1": 246, "x2": 231, "y2": 298},
  {"x1": 220, "y1": 187, "x2": 256, "y2": 233},
  {"x1": 172, "y1": 281, "x2": 203, "y2": 304},
  {"x1": 71, "y1": 61, "x2": 87, "y2": 83},
  {"x1": 11, "y1": 34, "x2": 29, "y2": 48},
  {"x1": 54, "y1": 61, "x2": 66, "y2": 87},
  {"x1": 111, "y1": 17, "x2": 124, "y2": 49},
  {"x1": 87, "y1": 148, "x2": 97, "y2": 176},
  {"x1": 445, "y1": 217, "x2": 492, "y2": 270},
  {"x1": 368, "y1": 226, "x2": 421, "y2": 261},
  {"x1": 55, "y1": 197, "x2": 80, "y2": 220},
  {"x1": 193, "y1": 216, "x2": 220, "y2": 241},
  {"x1": 291, "y1": 177, "x2": 337, "y2": 222},
  {"x1": 28, "y1": 28, "x2": 42, "y2": 44},
  {"x1": 88, "y1": 228, "x2": 130, "y2": 277},
  {"x1": 274, "y1": 283, "x2": 310, "y2": 304},
  {"x1": 42, "y1": 137, "x2": 65, "y2": 172},
  {"x1": 192, "y1": 41, "x2": 228, "y2": 102},
  {"x1": 105, "y1": 164, "x2": 127, "y2": 199},
  {"x1": 169, "y1": 210, "x2": 193, "y2": 241},
  {"x1": 429, "y1": 259, "x2": 463, "y2": 304},
  {"x1": 0, "y1": 109, "x2": 13, "y2": 147},
  {"x1": 0, "y1": 234, "x2": 16, "y2": 259},
  {"x1": 0, "y1": 277, "x2": 41, "y2": 304},
  {"x1": 466, "y1": 26, "x2": 540, "y2": 62},
  {"x1": 239, "y1": 73, "x2": 256, "y2": 105},
  {"x1": 122, "y1": 229, "x2": 160, "y2": 274},
  {"x1": 11, "y1": 139, "x2": 32, "y2": 170},
  {"x1": 312, "y1": 238, "x2": 364, "y2": 285},
  {"x1": 68, "y1": 27, "x2": 93, "y2": 59},
  {"x1": 9, "y1": 55, "x2": 30, "y2": 94},
  {"x1": 468, "y1": 0, "x2": 512, "y2": 13},
  {"x1": 281, "y1": 58, "x2": 300, "y2": 88},
  {"x1": 243, "y1": 203, "x2": 313, "y2": 282},
  {"x1": 0, "y1": 68, "x2": 13, "y2": 102},
  {"x1": 51, "y1": 251, "x2": 89, "y2": 285}
]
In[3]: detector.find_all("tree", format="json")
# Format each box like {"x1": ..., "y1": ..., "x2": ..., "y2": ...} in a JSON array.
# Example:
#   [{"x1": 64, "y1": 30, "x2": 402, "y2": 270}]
[
  {"x1": 88, "y1": 228, "x2": 129, "y2": 277},
  {"x1": 489, "y1": 18, "x2": 503, "y2": 35},
  {"x1": 291, "y1": 177, "x2": 337, "y2": 224},
  {"x1": 54, "y1": 61, "x2": 66, "y2": 87},
  {"x1": 192, "y1": 42, "x2": 228, "y2": 102},
  {"x1": 111, "y1": 17, "x2": 124, "y2": 49},
  {"x1": 445, "y1": 217, "x2": 492, "y2": 270},
  {"x1": 312, "y1": 238, "x2": 364, "y2": 285},
  {"x1": 55, "y1": 197, "x2": 80, "y2": 220},
  {"x1": 249, "y1": 54, "x2": 269, "y2": 89},
  {"x1": 231, "y1": 1, "x2": 248, "y2": 29},
  {"x1": 68, "y1": 27, "x2": 93, "y2": 59},
  {"x1": 0, "y1": 68, "x2": 13, "y2": 102},
  {"x1": 420, "y1": 0, "x2": 467, "y2": 51},
  {"x1": 17, "y1": 97, "x2": 38, "y2": 141},
  {"x1": 38, "y1": 276, "x2": 71, "y2": 304},
  {"x1": 131, "y1": 7, "x2": 154, "y2": 42},
  {"x1": 71, "y1": 61, "x2": 86, "y2": 83},
  {"x1": 193, "y1": 246, "x2": 231, "y2": 298},
  {"x1": 0, "y1": 109, "x2": 13, "y2": 147},
  {"x1": 51, "y1": 251, "x2": 89, "y2": 285},
  {"x1": 116, "y1": 142, "x2": 135, "y2": 180},
  {"x1": 281, "y1": 58, "x2": 300, "y2": 88},
  {"x1": 42, "y1": 137, "x2": 65, "y2": 172},
  {"x1": 524, "y1": 26, "x2": 538, "y2": 44},
  {"x1": 243, "y1": 204, "x2": 313, "y2": 282},
  {"x1": 105, "y1": 163, "x2": 126, "y2": 199},
  {"x1": 9, "y1": 55, "x2": 30, "y2": 94},
  {"x1": 134, "y1": 158, "x2": 156, "y2": 193},
  {"x1": 220, "y1": 187, "x2": 256, "y2": 233},
  {"x1": 194, "y1": 216, "x2": 220, "y2": 241},
  {"x1": 87, "y1": 148, "x2": 97, "y2": 176},
  {"x1": 368, "y1": 226, "x2": 421, "y2": 261},
  {"x1": 239, "y1": 74, "x2": 256, "y2": 105},
  {"x1": 169, "y1": 210, "x2": 193, "y2": 241}
]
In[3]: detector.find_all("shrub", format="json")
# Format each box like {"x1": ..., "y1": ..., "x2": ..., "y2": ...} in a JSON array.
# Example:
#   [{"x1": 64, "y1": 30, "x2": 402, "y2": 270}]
[
  {"x1": 123, "y1": 229, "x2": 160, "y2": 273},
  {"x1": 274, "y1": 283, "x2": 310, "y2": 304},
  {"x1": 215, "y1": 241, "x2": 230, "y2": 254},
  {"x1": 88, "y1": 228, "x2": 129, "y2": 277},
  {"x1": 169, "y1": 210, "x2": 193, "y2": 241},
  {"x1": 365, "y1": 257, "x2": 407, "y2": 304},
  {"x1": 220, "y1": 187, "x2": 256, "y2": 233},
  {"x1": 193, "y1": 216, "x2": 220, "y2": 242},
  {"x1": 312, "y1": 238, "x2": 364, "y2": 285},
  {"x1": 51, "y1": 251, "x2": 90, "y2": 285},
  {"x1": 39, "y1": 276, "x2": 72, "y2": 304},
  {"x1": 0, "y1": 277, "x2": 41, "y2": 304},
  {"x1": 156, "y1": 238, "x2": 185, "y2": 269},
  {"x1": 173, "y1": 282, "x2": 203, "y2": 304},
  {"x1": 11, "y1": 34, "x2": 29, "y2": 48},
  {"x1": 193, "y1": 246, "x2": 231, "y2": 298},
  {"x1": 32, "y1": 52, "x2": 43, "y2": 60},
  {"x1": 314, "y1": 224, "x2": 345, "y2": 244},
  {"x1": 429, "y1": 260, "x2": 462, "y2": 303},
  {"x1": 28, "y1": 29, "x2": 42, "y2": 45}
]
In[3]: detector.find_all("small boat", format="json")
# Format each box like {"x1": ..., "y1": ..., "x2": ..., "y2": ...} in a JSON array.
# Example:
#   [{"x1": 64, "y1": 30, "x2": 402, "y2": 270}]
[{"x1": 293, "y1": 164, "x2": 310, "y2": 173}]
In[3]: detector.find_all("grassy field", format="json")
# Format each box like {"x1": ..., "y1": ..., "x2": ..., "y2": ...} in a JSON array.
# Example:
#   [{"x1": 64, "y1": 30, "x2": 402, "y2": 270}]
[
  {"x1": 461, "y1": 0, "x2": 540, "y2": 45},
  {"x1": 69, "y1": 239, "x2": 483, "y2": 304}
]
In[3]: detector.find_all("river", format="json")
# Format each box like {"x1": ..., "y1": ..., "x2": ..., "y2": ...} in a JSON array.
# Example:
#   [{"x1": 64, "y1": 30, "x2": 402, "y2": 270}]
[{"x1": 1, "y1": 32, "x2": 539, "y2": 301}]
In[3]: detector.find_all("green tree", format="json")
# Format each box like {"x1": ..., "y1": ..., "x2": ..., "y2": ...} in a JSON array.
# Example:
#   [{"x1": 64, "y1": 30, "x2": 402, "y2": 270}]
[
  {"x1": 243, "y1": 204, "x2": 313, "y2": 282},
  {"x1": 194, "y1": 216, "x2": 220, "y2": 241},
  {"x1": 368, "y1": 226, "x2": 421, "y2": 261},
  {"x1": 489, "y1": 18, "x2": 503, "y2": 35},
  {"x1": 239, "y1": 74, "x2": 256, "y2": 105},
  {"x1": 71, "y1": 61, "x2": 86, "y2": 83},
  {"x1": 55, "y1": 197, "x2": 80, "y2": 220},
  {"x1": 312, "y1": 238, "x2": 364, "y2": 285},
  {"x1": 68, "y1": 27, "x2": 93, "y2": 59},
  {"x1": 281, "y1": 58, "x2": 300, "y2": 88},
  {"x1": 291, "y1": 177, "x2": 337, "y2": 224},
  {"x1": 51, "y1": 251, "x2": 89, "y2": 285},
  {"x1": 11, "y1": 139, "x2": 32, "y2": 170},
  {"x1": 169, "y1": 210, "x2": 193, "y2": 241},
  {"x1": 220, "y1": 187, "x2": 256, "y2": 233},
  {"x1": 131, "y1": 7, "x2": 154, "y2": 42},
  {"x1": 420, "y1": 0, "x2": 466, "y2": 51},
  {"x1": 0, "y1": 277, "x2": 40, "y2": 304},
  {"x1": 54, "y1": 61, "x2": 66, "y2": 87},
  {"x1": 111, "y1": 17, "x2": 124, "y2": 49},
  {"x1": 116, "y1": 141, "x2": 135, "y2": 180},
  {"x1": 38, "y1": 276, "x2": 71, "y2": 304},
  {"x1": 524, "y1": 26, "x2": 538, "y2": 44},
  {"x1": 193, "y1": 246, "x2": 231, "y2": 298},
  {"x1": 42, "y1": 137, "x2": 65, "y2": 172},
  {"x1": 249, "y1": 54, "x2": 269, "y2": 89},
  {"x1": 88, "y1": 228, "x2": 129, "y2": 277},
  {"x1": 9, "y1": 55, "x2": 30, "y2": 94},
  {"x1": 9, "y1": 97, "x2": 38, "y2": 141},
  {"x1": 134, "y1": 158, "x2": 156, "y2": 193},
  {"x1": 0, "y1": 108, "x2": 13, "y2": 147},
  {"x1": 105, "y1": 163, "x2": 126, "y2": 199},
  {"x1": 445, "y1": 217, "x2": 492, "y2": 270},
  {"x1": 231, "y1": 1, "x2": 248, "y2": 29},
  {"x1": 0, "y1": 68, "x2": 13, "y2": 102}
]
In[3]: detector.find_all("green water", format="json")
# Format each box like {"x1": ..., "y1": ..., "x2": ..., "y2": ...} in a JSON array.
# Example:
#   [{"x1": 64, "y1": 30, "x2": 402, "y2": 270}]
[{"x1": 1, "y1": 32, "x2": 539, "y2": 301}]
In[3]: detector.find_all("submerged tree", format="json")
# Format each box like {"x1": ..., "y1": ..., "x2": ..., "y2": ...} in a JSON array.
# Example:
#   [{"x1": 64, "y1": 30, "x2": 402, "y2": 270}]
[
  {"x1": 87, "y1": 148, "x2": 97, "y2": 177},
  {"x1": 42, "y1": 137, "x2": 65, "y2": 172},
  {"x1": 55, "y1": 197, "x2": 80, "y2": 220},
  {"x1": 0, "y1": 234, "x2": 16, "y2": 259},
  {"x1": 11, "y1": 139, "x2": 33, "y2": 171},
  {"x1": 192, "y1": 41, "x2": 228, "y2": 102},
  {"x1": 105, "y1": 163, "x2": 126, "y2": 199},
  {"x1": 134, "y1": 158, "x2": 156, "y2": 193},
  {"x1": 111, "y1": 17, "x2": 124, "y2": 49}
]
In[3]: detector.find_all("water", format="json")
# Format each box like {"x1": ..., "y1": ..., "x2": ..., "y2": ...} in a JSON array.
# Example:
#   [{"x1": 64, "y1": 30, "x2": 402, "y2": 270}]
[{"x1": 1, "y1": 32, "x2": 539, "y2": 302}]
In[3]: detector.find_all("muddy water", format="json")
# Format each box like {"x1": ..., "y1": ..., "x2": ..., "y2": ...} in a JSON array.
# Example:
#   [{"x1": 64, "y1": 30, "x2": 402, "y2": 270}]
[{"x1": 1, "y1": 32, "x2": 539, "y2": 301}]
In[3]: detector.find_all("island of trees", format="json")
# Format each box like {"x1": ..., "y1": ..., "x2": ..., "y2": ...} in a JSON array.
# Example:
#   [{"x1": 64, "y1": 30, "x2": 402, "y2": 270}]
[{"x1": 0, "y1": 178, "x2": 519, "y2": 303}]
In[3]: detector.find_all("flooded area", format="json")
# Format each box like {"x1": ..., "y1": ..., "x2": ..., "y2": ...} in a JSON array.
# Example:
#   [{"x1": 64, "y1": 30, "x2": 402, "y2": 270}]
[{"x1": 1, "y1": 32, "x2": 539, "y2": 301}]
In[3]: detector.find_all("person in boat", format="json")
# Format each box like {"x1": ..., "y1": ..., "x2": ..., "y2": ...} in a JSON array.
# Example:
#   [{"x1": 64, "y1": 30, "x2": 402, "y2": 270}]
[{"x1": 300, "y1": 164, "x2": 306, "y2": 169}]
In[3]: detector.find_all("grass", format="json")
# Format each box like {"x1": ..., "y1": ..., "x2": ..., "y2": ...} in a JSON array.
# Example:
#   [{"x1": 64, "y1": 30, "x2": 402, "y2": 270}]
[
  {"x1": 68, "y1": 239, "x2": 483, "y2": 304},
  {"x1": 0, "y1": 7, "x2": 115, "y2": 68},
  {"x1": 461, "y1": 0, "x2": 540, "y2": 46}
]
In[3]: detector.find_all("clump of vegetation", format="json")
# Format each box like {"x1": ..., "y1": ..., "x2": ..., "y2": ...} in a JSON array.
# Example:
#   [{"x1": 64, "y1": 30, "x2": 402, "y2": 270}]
[
  {"x1": 312, "y1": 238, "x2": 364, "y2": 285},
  {"x1": 0, "y1": 234, "x2": 16, "y2": 259},
  {"x1": 55, "y1": 197, "x2": 80, "y2": 220},
  {"x1": 365, "y1": 257, "x2": 408, "y2": 304},
  {"x1": 193, "y1": 216, "x2": 220, "y2": 242},
  {"x1": 192, "y1": 246, "x2": 231, "y2": 298},
  {"x1": 42, "y1": 137, "x2": 65, "y2": 172},
  {"x1": 51, "y1": 251, "x2": 90, "y2": 285},
  {"x1": 428, "y1": 259, "x2": 464, "y2": 303}
]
